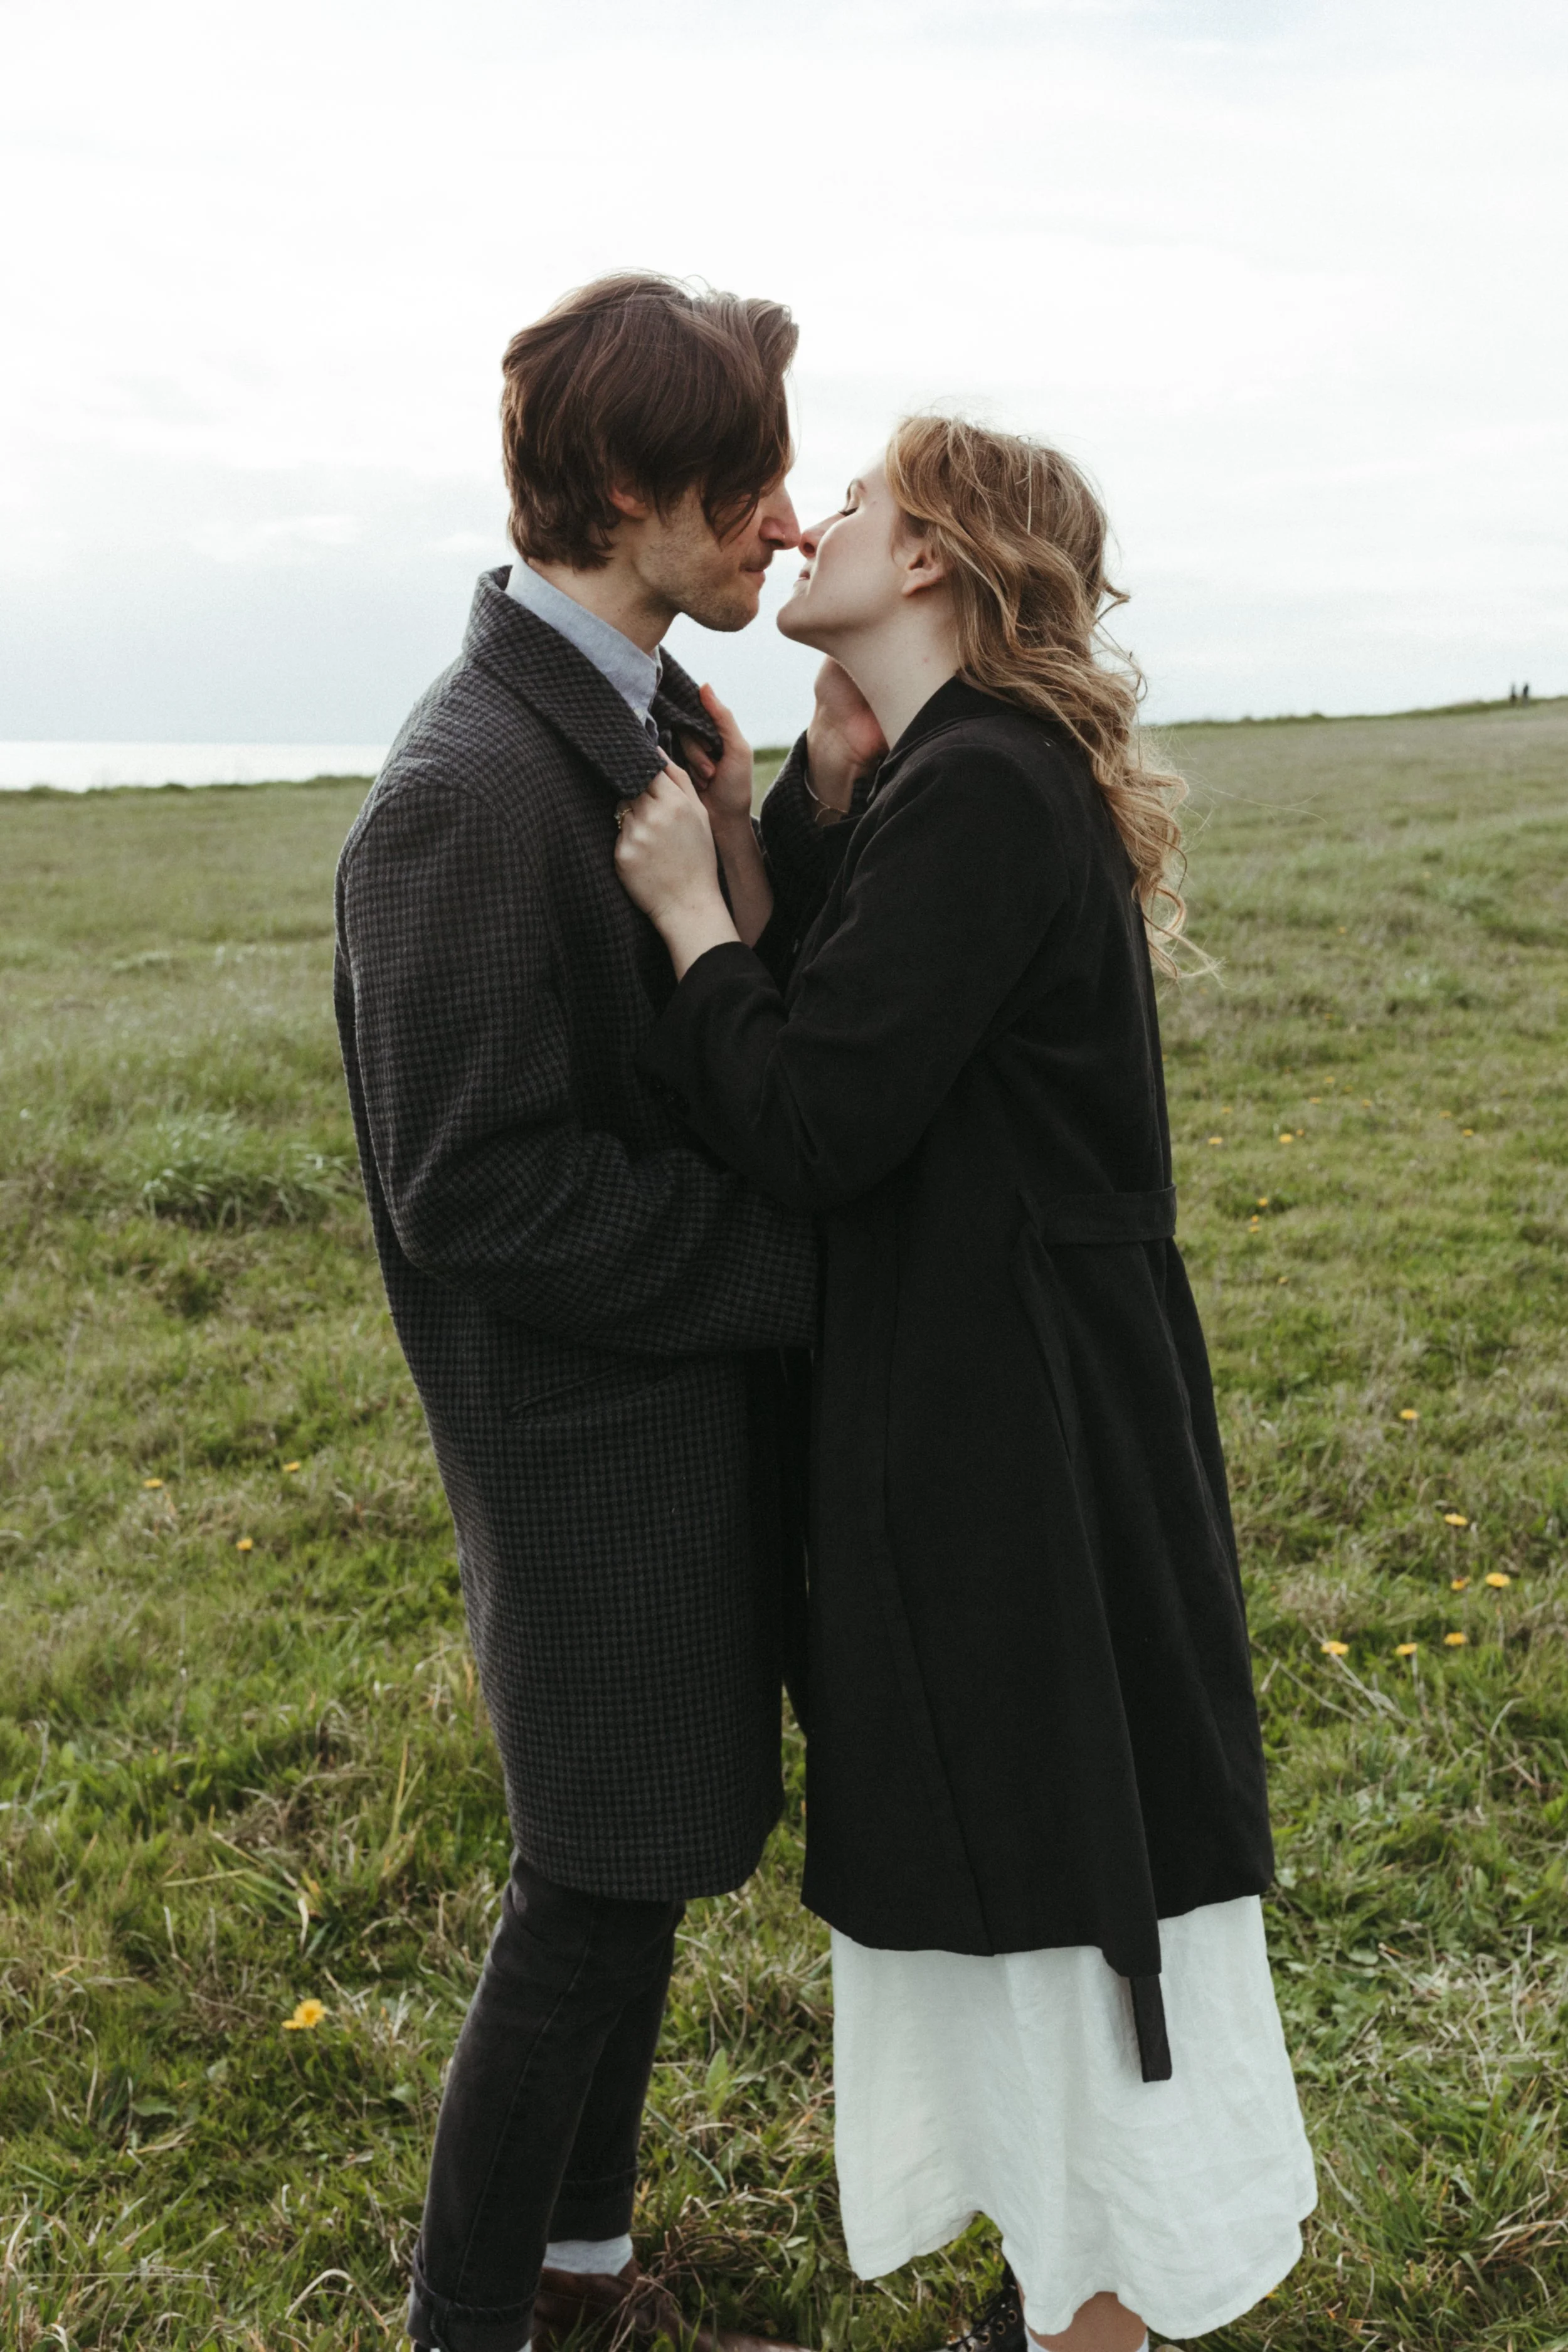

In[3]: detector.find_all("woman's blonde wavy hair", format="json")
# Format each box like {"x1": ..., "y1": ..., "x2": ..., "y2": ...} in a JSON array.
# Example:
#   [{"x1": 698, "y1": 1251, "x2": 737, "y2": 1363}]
[{"x1": 886, "y1": 415, "x2": 1194, "y2": 978}]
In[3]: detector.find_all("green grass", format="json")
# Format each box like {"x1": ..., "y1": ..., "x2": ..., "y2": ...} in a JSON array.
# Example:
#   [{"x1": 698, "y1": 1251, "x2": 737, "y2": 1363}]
[{"x1": 2, "y1": 701, "x2": 1567, "y2": 2351}]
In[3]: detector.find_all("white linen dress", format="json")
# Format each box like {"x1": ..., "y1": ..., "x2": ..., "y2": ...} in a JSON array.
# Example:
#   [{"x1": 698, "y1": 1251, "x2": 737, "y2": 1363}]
[{"x1": 832, "y1": 1895, "x2": 1316, "y2": 2343}]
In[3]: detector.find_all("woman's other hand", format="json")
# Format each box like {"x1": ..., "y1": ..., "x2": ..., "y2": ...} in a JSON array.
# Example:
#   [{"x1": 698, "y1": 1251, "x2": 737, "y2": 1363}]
[
  {"x1": 679, "y1": 684, "x2": 755, "y2": 839},
  {"x1": 807, "y1": 659, "x2": 887, "y2": 822},
  {"x1": 614, "y1": 761, "x2": 741, "y2": 979}
]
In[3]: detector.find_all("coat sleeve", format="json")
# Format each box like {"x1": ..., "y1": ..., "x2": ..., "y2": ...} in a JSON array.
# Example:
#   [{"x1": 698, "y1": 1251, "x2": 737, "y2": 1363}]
[
  {"x1": 337, "y1": 776, "x2": 819, "y2": 1354},
  {"x1": 751, "y1": 738, "x2": 867, "y2": 988},
  {"x1": 637, "y1": 745, "x2": 1069, "y2": 1212}
]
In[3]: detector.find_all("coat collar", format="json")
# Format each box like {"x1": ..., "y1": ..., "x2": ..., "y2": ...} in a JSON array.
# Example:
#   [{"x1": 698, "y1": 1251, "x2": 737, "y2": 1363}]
[
  {"x1": 881, "y1": 673, "x2": 1020, "y2": 775},
  {"x1": 462, "y1": 568, "x2": 723, "y2": 801}
]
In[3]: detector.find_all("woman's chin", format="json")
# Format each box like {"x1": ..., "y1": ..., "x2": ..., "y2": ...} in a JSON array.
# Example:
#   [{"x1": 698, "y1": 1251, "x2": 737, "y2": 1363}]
[{"x1": 776, "y1": 600, "x2": 823, "y2": 649}]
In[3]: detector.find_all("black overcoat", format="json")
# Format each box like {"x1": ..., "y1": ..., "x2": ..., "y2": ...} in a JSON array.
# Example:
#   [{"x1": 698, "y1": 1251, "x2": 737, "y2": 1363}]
[
  {"x1": 639, "y1": 677, "x2": 1274, "y2": 2074},
  {"x1": 334, "y1": 569, "x2": 818, "y2": 1901}
]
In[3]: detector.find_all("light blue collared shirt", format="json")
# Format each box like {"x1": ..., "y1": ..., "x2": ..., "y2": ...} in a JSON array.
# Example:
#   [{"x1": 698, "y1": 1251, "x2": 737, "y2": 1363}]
[{"x1": 506, "y1": 559, "x2": 662, "y2": 743}]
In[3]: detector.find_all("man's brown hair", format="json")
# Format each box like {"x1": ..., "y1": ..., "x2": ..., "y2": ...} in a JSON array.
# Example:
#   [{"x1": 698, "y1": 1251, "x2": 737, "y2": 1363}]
[{"x1": 500, "y1": 273, "x2": 798, "y2": 570}]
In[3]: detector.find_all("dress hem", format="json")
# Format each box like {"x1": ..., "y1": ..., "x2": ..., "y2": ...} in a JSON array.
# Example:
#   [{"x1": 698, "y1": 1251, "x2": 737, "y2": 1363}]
[{"x1": 845, "y1": 2211, "x2": 1315, "y2": 2341}]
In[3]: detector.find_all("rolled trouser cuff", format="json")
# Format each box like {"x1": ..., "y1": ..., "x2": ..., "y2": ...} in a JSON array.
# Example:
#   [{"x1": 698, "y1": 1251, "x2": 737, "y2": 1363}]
[
  {"x1": 546, "y1": 2164, "x2": 638, "y2": 2244},
  {"x1": 406, "y1": 2242, "x2": 533, "y2": 2352}
]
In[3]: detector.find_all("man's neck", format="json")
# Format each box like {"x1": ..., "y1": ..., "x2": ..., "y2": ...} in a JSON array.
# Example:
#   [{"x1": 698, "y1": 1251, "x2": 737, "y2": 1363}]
[{"x1": 524, "y1": 557, "x2": 672, "y2": 657}]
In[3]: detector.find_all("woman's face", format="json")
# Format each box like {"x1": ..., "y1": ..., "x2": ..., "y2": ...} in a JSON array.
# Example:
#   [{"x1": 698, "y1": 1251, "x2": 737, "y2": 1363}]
[{"x1": 776, "y1": 456, "x2": 908, "y2": 652}]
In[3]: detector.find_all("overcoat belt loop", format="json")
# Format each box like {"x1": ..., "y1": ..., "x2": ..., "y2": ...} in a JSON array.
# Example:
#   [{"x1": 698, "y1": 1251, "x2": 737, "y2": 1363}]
[{"x1": 1022, "y1": 1183, "x2": 1178, "y2": 1248}]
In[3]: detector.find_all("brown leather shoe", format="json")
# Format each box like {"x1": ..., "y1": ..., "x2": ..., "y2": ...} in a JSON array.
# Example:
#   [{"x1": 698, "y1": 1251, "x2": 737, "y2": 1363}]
[{"x1": 532, "y1": 2257, "x2": 812, "y2": 2352}]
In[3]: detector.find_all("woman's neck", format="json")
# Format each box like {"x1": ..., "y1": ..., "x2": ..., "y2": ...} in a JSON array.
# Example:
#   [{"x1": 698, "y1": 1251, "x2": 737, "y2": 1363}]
[{"x1": 834, "y1": 617, "x2": 961, "y2": 750}]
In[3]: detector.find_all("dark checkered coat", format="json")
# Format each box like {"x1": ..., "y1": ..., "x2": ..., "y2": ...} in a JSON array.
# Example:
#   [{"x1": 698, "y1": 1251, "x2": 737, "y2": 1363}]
[{"x1": 333, "y1": 569, "x2": 819, "y2": 1900}]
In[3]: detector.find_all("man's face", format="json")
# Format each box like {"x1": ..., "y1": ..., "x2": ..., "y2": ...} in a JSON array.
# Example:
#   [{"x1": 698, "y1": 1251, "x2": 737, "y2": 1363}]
[{"x1": 636, "y1": 475, "x2": 801, "y2": 633}]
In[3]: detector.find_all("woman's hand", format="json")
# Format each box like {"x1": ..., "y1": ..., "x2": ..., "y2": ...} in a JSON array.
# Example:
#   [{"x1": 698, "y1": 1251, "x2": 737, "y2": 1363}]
[
  {"x1": 614, "y1": 760, "x2": 741, "y2": 979},
  {"x1": 679, "y1": 683, "x2": 755, "y2": 842},
  {"x1": 807, "y1": 659, "x2": 886, "y2": 822},
  {"x1": 678, "y1": 681, "x2": 778, "y2": 948}
]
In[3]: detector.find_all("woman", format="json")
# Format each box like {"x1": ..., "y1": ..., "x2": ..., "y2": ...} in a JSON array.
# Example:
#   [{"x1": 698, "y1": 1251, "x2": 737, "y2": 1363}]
[{"x1": 615, "y1": 420, "x2": 1315, "y2": 2352}]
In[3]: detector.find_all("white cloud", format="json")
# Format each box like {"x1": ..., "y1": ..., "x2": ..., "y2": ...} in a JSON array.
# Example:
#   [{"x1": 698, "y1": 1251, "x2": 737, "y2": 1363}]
[{"x1": 189, "y1": 514, "x2": 363, "y2": 563}]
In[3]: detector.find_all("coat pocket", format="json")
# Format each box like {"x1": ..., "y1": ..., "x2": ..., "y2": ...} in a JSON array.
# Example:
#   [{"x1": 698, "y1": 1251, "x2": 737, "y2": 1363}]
[
  {"x1": 1010, "y1": 1221, "x2": 1084, "y2": 1463},
  {"x1": 506, "y1": 1358, "x2": 689, "y2": 1426}
]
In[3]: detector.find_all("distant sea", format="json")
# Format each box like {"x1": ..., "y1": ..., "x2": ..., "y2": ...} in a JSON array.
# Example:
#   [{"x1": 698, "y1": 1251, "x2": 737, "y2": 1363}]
[{"x1": 0, "y1": 743, "x2": 388, "y2": 793}]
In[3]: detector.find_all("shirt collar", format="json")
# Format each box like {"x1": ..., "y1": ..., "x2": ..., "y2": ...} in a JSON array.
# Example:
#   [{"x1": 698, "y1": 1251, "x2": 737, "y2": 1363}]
[{"x1": 506, "y1": 559, "x2": 662, "y2": 736}]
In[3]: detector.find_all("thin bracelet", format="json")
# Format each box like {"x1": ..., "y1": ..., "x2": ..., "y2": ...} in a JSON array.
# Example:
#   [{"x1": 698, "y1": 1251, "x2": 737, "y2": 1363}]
[{"x1": 803, "y1": 763, "x2": 847, "y2": 826}]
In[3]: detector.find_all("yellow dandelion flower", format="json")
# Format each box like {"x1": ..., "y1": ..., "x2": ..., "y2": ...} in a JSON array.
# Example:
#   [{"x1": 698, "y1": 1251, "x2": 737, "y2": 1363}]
[
  {"x1": 1394, "y1": 1642, "x2": 1419, "y2": 1656},
  {"x1": 1257, "y1": 1196, "x2": 1269, "y2": 1206},
  {"x1": 1399, "y1": 1408, "x2": 1419, "y2": 1421},
  {"x1": 142, "y1": 1477, "x2": 164, "y2": 1489},
  {"x1": 1278, "y1": 1132, "x2": 1294, "y2": 1144},
  {"x1": 1337, "y1": 925, "x2": 1347, "y2": 934},
  {"x1": 1207, "y1": 1135, "x2": 1224, "y2": 1146},
  {"x1": 283, "y1": 1998, "x2": 326, "y2": 2032},
  {"x1": 1309, "y1": 1096, "x2": 1321, "y2": 1104},
  {"x1": 1321, "y1": 1639, "x2": 1350, "y2": 1656},
  {"x1": 1278, "y1": 1275, "x2": 1290, "y2": 1285},
  {"x1": 1362, "y1": 1098, "x2": 1372, "y2": 1106},
  {"x1": 1221, "y1": 1104, "x2": 1232, "y2": 1113},
  {"x1": 1443, "y1": 1631, "x2": 1468, "y2": 1648},
  {"x1": 1295, "y1": 1127, "x2": 1305, "y2": 1136},
  {"x1": 282, "y1": 1461, "x2": 302, "y2": 1473},
  {"x1": 1451, "y1": 1576, "x2": 1470, "y2": 1592},
  {"x1": 1485, "y1": 1572, "x2": 1512, "y2": 1589},
  {"x1": 1438, "y1": 1110, "x2": 1451, "y2": 1120},
  {"x1": 1443, "y1": 1512, "x2": 1468, "y2": 1527},
  {"x1": 236, "y1": 1536, "x2": 254, "y2": 1552},
  {"x1": 1461, "y1": 1127, "x2": 1475, "y2": 1136}
]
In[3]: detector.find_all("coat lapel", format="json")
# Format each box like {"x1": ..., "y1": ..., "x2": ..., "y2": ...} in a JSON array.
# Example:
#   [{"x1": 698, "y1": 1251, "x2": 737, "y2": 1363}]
[
  {"x1": 462, "y1": 568, "x2": 723, "y2": 802},
  {"x1": 650, "y1": 654, "x2": 725, "y2": 766}
]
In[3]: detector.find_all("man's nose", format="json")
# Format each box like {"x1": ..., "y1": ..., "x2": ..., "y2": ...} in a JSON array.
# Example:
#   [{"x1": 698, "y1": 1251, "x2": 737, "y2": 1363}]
[{"x1": 760, "y1": 489, "x2": 801, "y2": 548}]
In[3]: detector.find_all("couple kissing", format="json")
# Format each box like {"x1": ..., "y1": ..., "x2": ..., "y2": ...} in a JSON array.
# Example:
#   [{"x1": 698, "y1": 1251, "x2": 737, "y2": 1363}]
[{"x1": 334, "y1": 271, "x2": 1316, "y2": 2352}]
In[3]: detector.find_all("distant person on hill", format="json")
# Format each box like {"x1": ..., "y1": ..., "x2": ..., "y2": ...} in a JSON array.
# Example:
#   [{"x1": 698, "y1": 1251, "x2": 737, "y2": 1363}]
[
  {"x1": 334, "y1": 273, "x2": 818, "y2": 2352},
  {"x1": 617, "y1": 418, "x2": 1317, "y2": 2352}
]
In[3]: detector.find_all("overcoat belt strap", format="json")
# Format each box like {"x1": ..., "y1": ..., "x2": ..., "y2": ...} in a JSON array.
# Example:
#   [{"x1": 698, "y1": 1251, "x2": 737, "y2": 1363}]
[
  {"x1": 1024, "y1": 1183, "x2": 1177, "y2": 1248},
  {"x1": 1130, "y1": 1976, "x2": 1173, "y2": 2082},
  {"x1": 1017, "y1": 1176, "x2": 1180, "y2": 2084}
]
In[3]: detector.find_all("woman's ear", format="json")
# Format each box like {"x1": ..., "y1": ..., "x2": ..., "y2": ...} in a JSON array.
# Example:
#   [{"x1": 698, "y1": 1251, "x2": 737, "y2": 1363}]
[{"x1": 897, "y1": 530, "x2": 948, "y2": 600}]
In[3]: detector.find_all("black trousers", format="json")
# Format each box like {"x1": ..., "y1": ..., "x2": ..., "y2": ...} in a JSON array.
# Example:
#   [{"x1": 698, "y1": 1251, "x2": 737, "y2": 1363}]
[{"x1": 407, "y1": 1854, "x2": 684, "y2": 2352}]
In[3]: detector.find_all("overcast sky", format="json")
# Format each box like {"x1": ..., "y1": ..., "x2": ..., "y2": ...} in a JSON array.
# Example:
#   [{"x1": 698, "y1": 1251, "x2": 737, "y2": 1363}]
[{"x1": 2, "y1": 0, "x2": 1563, "y2": 748}]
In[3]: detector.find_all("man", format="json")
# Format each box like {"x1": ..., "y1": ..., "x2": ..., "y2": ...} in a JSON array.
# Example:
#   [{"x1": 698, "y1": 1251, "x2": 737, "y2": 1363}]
[{"x1": 334, "y1": 273, "x2": 818, "y2": 2352}]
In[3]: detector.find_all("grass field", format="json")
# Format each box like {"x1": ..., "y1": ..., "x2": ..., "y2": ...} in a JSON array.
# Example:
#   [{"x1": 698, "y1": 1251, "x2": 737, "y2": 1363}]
[{"x1": 1, "y1": 696, "x2": 1565, "y2": 2352}]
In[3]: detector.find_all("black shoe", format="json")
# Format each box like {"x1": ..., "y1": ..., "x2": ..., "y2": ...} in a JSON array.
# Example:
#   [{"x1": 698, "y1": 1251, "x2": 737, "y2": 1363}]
[{"x1": 938, "y1": 2267, "x2": 1026, "y2": 2352}]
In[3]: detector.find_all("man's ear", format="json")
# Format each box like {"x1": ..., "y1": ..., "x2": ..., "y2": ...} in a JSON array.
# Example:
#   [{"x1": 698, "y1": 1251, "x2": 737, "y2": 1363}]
[{"x1": 608, "y1": 482, "x2": 654, "y2": 522}]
